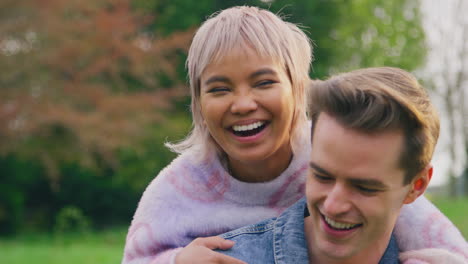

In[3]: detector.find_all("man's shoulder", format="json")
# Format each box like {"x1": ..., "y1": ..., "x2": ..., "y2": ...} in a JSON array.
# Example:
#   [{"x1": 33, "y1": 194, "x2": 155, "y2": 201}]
[
  {"x1": 216, "y1": 217, "x2": 277, "y2": 263},
  {"x1": 216, "y1": 199, "x2": 308, "y2": 263},
  {"x1": 219, "y1": 217, "x2": 276, "y2": 239}
]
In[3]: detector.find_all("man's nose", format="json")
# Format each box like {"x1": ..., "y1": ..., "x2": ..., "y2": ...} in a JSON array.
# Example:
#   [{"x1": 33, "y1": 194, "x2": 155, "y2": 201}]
[{"x1": 322, "y1": 184, "x2": 352, "y2": 216}]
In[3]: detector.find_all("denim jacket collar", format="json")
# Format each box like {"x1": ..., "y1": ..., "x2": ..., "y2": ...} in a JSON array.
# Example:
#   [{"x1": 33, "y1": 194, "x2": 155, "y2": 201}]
[{"x1": 272, "y1": 198, "x2": 310, "y2": 263}]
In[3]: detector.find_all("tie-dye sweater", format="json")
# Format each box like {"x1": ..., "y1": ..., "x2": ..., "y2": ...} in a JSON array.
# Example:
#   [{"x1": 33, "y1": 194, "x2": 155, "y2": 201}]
[{"x1": 122, "y1": 141, "x2": 468, "y2": 264}]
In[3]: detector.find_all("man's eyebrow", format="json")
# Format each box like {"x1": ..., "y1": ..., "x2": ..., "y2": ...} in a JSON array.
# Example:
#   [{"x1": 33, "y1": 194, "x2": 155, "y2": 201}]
[
  {"x1": 204, "y1": 76, "x2": 230, "y2": 86},
  {"x1": 309, "y1": 162, "x2": 333, "y2": 176},
  {"x1": 348, "y1": 178, "x2": 388, "y2": 189},
  {"x1": 250, "y1": 68, "x2": 277, "y2": 79}
]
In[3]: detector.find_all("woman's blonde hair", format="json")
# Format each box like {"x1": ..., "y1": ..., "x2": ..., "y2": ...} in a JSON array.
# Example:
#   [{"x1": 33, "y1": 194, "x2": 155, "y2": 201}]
[{"x1": 166, "y1": 6, "x2": 313, "y2": 159}]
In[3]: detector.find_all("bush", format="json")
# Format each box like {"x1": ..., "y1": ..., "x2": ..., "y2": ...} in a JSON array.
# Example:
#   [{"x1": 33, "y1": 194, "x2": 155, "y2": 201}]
[
  {"x1": 54, "y1": 205, "x2": 91, "y2": 234},
  {"x1": 0, "y1": 155, "x2": 47, "y2": 235}
]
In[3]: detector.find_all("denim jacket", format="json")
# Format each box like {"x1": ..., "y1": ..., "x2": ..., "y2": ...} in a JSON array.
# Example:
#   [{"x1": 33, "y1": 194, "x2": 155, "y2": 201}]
[{"x1": 218, "y1": 198, "x2": 399, "y2": 264}]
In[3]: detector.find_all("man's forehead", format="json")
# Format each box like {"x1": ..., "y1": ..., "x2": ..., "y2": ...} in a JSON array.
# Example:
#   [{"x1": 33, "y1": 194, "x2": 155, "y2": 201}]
[{"x1": 310, "y1": 114, "x2": 406, "y2": 186}]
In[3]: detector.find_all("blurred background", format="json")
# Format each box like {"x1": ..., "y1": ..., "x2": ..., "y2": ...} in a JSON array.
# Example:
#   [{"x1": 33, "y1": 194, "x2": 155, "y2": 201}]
[{"x1": 0, "y1": 0, "x2": 466, "y2": 263}]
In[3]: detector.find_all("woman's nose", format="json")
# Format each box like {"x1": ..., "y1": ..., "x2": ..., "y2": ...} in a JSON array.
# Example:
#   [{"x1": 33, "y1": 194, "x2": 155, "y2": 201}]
[{"x1": 230, "y1": 93, "x2": 258, "y2": 115}]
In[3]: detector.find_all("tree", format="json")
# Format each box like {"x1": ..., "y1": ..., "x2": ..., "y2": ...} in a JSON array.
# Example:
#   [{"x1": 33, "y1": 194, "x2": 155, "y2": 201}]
[
  {"x1": 420, "y1": 0, "x2": 468, "y2": 196},
  {"x1": 0, "y1": 0, "x2": 193, "y2": 233},
  {"x1": 0, "y1": 0, "x2": 193, "y2": 181},
  {"x1": 242, "y1": 0, "x2": 426, "y2": 78}
]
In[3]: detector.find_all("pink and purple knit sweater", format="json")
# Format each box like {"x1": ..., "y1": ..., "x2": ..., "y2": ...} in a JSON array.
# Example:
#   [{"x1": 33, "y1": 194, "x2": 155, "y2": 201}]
[{"x1": 122, "y1": 140, "x2": 468, "y2": 264}]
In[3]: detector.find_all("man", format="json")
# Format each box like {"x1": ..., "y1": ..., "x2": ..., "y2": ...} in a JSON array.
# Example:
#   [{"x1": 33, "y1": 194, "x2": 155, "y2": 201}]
[{"x1": 216, "y1": 67, "x2": 467, "y2": 263}]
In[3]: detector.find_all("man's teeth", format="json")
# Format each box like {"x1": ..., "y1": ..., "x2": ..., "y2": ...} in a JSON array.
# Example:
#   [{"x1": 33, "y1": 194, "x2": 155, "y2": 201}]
[
  {"x1": 324, "y1": 216, "x2": 359, "y2": 230},
  {"x1": 232, "y1": 121, "x2": 264, "y2": 132}
]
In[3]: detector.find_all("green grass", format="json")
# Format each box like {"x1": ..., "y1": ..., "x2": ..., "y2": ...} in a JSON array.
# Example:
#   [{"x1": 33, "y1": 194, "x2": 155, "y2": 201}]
[
  {"x1": 0, "y1": 227, "x2": 127, "y2": 264},
  {"x1": 0, "y1": 197, "x2": 467, "y2": 264},
  {"x1": 430, "y1": 196, "x2": 468, "y2": 239}
]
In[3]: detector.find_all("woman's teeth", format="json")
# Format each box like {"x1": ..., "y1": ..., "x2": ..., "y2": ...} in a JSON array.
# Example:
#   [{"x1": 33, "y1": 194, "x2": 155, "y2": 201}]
[
  {"x1": 324, "y1": 216, "x2": 360, "y2": 230},
  {"x1": 232, "y1": 121, "x2": 264, "y2": 132}
]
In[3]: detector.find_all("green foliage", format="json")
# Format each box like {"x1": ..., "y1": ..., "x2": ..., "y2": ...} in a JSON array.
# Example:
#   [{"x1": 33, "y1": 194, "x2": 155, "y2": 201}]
[
  {"x1": 53, "y1": 162, "x2": 141, "y2": 229},
  {"x1": 0, "y1": 153, "x2": 140, "y2": 235},
  {"x1": 0, "y1": 155, "x2": 47, "y2": 235},
  {"x1": 334, "y1": 0, "x2": 425, "y2": 72},
  {"x1": 133, "y1": 0, "x2": 215, "y2": 35},
  {"x1": 114, "y1": 116, "x2": 191, "y2": 192},
  {"x1": 54, "y1": 206, "x2": 90, "y2": 234},
  {"x1": 259, "y1": 0, "x2": 426, "y2": 78},
  {"x1": 0, "y1": 98, "x2": 192, "y2": 235},
  {"x1": 253, "y1": 0, "x2": 342, "y2": 78},
  {"x1": 134, "y1": 0, "x2": 426, "y2": 79}
]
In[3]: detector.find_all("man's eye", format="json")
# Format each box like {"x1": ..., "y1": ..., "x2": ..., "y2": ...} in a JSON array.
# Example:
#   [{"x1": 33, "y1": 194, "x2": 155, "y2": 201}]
[
  {"x1": 314, "y1": 174, "x2": 333, "y2": 182},
  {"x1": 356, "y1": 185, "x2": 379, "y2": 194}
]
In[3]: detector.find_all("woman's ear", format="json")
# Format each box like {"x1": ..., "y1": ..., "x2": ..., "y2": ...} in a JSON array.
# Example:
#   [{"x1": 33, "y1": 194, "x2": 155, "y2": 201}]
[{"x1": 403, "y1": 165, "x2": 433, "y2": 204}]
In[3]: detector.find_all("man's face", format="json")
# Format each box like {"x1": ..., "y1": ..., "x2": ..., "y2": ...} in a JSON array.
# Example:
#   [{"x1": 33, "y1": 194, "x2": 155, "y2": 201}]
[{"x1": 305, "y1": 113, "x2": 415, "y2": 261}]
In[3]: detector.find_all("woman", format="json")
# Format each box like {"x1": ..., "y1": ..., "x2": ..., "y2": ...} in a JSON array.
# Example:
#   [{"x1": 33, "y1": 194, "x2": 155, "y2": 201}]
[{"x1": 122, "y1": 6, "x2": 468, "y2": 264}]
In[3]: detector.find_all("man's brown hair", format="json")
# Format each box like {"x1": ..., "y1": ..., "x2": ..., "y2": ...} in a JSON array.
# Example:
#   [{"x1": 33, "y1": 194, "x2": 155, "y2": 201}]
[{"x1": 308, "y1": 67, "x2": 440, "y2": 184}]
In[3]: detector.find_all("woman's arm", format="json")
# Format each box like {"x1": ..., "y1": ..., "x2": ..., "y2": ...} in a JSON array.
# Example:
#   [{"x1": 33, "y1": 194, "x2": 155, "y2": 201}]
[
  {"x1": 399, "y1": 248, "x2": 466, "y2": 264},
  {"x1": 395, "y1": 195, "x2": 468, "y2": 261},
  {"x1": 121, "y1": 152, "x2": 250, "y2": 264}
]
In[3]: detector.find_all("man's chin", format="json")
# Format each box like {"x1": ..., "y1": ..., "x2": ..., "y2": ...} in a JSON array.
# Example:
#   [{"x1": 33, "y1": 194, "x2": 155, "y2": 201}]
[{"x1": 318, "y1": 243, "x2": 358, "y2": 261}]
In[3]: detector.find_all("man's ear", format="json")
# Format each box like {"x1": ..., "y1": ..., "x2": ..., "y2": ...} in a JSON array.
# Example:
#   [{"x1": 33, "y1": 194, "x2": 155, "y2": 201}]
[{"x1": 403, "y1": 165, "x2": 433, "y2": 204}]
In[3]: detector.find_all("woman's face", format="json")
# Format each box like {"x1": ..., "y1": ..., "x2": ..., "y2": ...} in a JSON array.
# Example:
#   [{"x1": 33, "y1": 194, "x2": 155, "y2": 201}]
[{"x1": 199, "y1": 48, "x2": 295, "y2": 169}]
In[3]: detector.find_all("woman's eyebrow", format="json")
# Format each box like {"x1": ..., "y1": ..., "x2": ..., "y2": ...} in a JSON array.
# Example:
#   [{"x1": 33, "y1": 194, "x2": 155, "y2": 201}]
[
  {"x1": 250, "y1": 68, "x2": 277, "y2": 79},
  {"x1": 203, "y1": 68, "x2": 277, "y2": 86},
  {"x1": 204, "y1": 76, "x2": 230, "y2": 86}
]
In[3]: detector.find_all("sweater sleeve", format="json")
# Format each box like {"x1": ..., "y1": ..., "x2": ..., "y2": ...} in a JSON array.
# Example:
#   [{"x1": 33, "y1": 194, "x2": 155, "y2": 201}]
[
  {"x1": 399, "y1": 248, "x2": 467, "y2": 264},
  {"x1": 121, "y1": 155, "x2": 194, "y2": 264},
  {"x1": 394, "y1": 196, "x2": 468, "y2": 262},
  {"x1": 121, "y1": 151, "x2": 240, "y2": 264}
]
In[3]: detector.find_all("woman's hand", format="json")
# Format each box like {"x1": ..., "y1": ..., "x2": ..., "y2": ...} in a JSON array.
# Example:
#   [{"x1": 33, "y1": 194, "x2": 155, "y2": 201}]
[{"x1": 175, "y1": 236, "x2": 247, "y2": 264}]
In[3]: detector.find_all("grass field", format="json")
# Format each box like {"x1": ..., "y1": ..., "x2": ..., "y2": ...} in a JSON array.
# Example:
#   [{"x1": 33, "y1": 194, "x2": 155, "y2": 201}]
[
  {"x1": 0, "y1": 227, "x2": 127, "y2": 264},
  {"x1": 430, "y1": 196, "x2": 468, "y2": 239},
  {"x1": 0, "y1": 197, "x2": 466, "y2": 264}
]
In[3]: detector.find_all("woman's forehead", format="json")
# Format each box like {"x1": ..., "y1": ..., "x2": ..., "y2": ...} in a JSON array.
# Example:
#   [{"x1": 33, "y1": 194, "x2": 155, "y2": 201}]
[{"x1": 201, "y1": 46, "x2": 284, "y2": 76}]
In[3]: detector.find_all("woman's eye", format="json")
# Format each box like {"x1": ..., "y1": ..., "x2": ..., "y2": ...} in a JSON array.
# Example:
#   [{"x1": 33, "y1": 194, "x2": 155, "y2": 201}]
[
  {"x1": 256, "y1": 80, "x2": 275, "y2": 87},
  {"x1": 207, "y1": 87, "x2": 230, "y2": 93}
]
